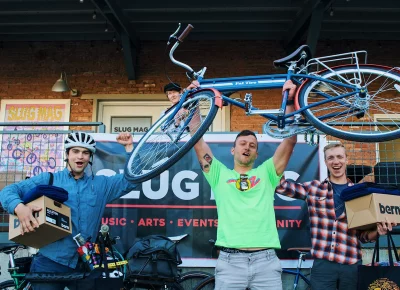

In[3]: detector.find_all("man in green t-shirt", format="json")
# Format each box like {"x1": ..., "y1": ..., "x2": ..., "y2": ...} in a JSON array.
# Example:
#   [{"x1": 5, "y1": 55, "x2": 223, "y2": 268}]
[{"x1": 191, "y1": 81, "x2": 298, "y2": 289}]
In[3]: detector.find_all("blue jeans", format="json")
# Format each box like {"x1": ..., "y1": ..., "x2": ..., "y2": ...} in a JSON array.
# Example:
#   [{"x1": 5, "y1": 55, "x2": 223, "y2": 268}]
[
  {"x1": 29, "y1": 253, "x2": 85, "y2": 290},
  {"x1": 215, "y1": 249, "x2": 282, "y2": 290}
]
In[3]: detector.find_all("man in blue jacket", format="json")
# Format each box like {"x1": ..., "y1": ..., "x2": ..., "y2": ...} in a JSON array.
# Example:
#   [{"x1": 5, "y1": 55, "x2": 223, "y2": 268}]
[{"x1": 0, "y1": 131, "x2": 136, "y2": 290}]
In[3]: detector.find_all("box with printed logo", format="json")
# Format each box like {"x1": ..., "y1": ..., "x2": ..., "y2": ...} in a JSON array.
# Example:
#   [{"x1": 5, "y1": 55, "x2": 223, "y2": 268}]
[
  {"x1": 9, "y1": 196, "x2": 71, "y2": 248},
  {"x1": 345, "y1": 193, "x2": 400, "y2": 230}
]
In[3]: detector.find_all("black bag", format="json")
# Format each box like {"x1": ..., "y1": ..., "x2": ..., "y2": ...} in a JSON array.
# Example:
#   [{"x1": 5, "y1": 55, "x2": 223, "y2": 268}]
[
  {"x1": 357, "y1": 232, "x2": 400, "y2": 289},
  {"x1": 126, "y1": 235, "x2": 182, "y2": 279},
  {"x1": 75, "y1": 268, "x2": 124, "y2": 290},
  {"x1": 9, "y1": 257, "x2": 32, "y2": 274}
]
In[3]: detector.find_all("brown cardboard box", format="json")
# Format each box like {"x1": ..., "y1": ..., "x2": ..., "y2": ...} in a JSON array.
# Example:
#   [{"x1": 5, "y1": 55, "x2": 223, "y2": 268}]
[
  {"x1": 345, "y1": 193, "x2": 400, "y2": 230},
  {"x1": 9, "y1": 196, "x2": 71, "y2": 248}
]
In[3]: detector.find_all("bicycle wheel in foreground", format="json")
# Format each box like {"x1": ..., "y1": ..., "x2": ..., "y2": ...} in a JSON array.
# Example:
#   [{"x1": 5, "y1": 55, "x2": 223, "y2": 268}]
[
  {"x1": 0, "y1": 280, "x2": 16, "y2": 290},
  {"x1": 177, "y1": 271, "x2": 212, "y2": 289},
  {"x1": 124, "y1": 90, "x2": 219, "y2": 183},
  {"x1": 298, "y1": 65, "x2": 400, "y2": 142},
  {"x1": 194, "y1": 275, "x2": 215, "y2": 290}
]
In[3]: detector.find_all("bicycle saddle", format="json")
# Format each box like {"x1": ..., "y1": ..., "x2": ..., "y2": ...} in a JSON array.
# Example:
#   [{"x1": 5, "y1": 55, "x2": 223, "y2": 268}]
[
  {"x1": 273, "y1": 45, "x2": 312, "y2": 68},
  {"x1": 25, "y1": 272, "x2": 85, "y2": 282},
  {"x1": 0, "y1": 243, "x2": 25, "y2": 254}
]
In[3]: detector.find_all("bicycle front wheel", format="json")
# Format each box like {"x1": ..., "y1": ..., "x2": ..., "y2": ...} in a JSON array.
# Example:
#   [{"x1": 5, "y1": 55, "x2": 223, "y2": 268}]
[
  {"x1": 0, "y1": 280, "x2": 16, "y2": 290},
  {"x1": 177, "y1": 271, "x2": 212, "y2": 289},
  {"x1": 194, "y1": 276, "x2": 215, "y2": 290},
  {"x1": 124, "y1": 90, "x2": 219, "y2": 183},
  {"x1": 298, "y1": 65, "x2": 400, "y2": 142}
]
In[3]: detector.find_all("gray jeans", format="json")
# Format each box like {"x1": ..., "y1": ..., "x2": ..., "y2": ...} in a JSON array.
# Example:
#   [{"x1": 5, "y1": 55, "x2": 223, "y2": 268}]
[{"x1": 215, "y1": 249, "x2": 282, "y2": 290}]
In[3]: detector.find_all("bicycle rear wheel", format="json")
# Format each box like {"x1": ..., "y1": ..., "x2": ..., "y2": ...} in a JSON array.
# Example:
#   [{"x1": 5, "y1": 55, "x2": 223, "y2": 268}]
[
  {"x1": 0, "y1": 280, "x2": 16, "y2": 290},
  {"x1": 124, "y1": 90, "x2": 219, "y2": 183},
  {"x1": 193, "y1": 275, "x2": 215, "y2": 290},
  {"x1": 177, "y1": 271, "x2": 212, "y2": 289},
  {"x1": 298, "y1": 65, "x2": 400, "y2": 142}
]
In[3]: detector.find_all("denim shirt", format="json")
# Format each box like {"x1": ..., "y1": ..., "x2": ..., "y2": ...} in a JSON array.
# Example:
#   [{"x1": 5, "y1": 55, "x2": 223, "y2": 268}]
[{"x1": 0, "y1": 167, "x2": 137, "y2": 268}]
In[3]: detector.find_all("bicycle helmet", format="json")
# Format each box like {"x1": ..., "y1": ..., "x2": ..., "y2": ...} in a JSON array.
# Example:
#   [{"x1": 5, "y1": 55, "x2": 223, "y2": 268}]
[{"x1": 64, "y1": 132, "x2": 96, "y2": 154}]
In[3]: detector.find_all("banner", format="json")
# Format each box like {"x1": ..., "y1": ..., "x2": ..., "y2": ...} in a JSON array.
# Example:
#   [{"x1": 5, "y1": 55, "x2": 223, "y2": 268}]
[
  {"x1": 0, "y1": 99, "x2": 70, "y2": 176},
  {"x1": 92, "y1": 133, "x2": 326, "y2": 267}
]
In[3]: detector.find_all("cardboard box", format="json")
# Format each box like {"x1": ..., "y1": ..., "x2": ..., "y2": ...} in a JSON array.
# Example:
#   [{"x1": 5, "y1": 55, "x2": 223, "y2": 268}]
[
  {"x1": 9, "y1": 196, "x2": 71, "y2": 248},
  {"x1": 345, "y1": 193, "x2": 400, "y2": 230}
]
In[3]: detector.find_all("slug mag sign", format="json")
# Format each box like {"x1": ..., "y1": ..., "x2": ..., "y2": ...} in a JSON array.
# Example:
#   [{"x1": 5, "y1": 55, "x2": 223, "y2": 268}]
[{"x1": 92, "y1": 133, "x2": 326, "y2": 267}]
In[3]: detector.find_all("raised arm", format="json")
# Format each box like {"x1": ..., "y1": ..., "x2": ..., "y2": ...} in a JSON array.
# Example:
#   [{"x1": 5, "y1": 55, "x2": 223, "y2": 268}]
[
  {"x1": 275, "y1": 177, "x2": 308, "y2": 200},
  {"x1": 187, "y1": 96, "x2": 214, "y2": 173},
  {"x1": 106, "y1": 132, "x2": 138, "y2": 202},
  {"x1": 193, "y1": 138, "x2": 214, "y2": 173},
  {"x1": 116, "y1": 132, "x2": 134, "y2": 153},
  {"x1": 273, "y1": 80, "x2": 298, "y2": 175}
]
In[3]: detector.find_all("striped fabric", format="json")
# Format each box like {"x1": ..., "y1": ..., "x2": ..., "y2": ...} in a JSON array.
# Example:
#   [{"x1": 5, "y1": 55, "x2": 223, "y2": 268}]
[{"x1": 276, "y1": 178, "x2": 370, "y2": 265}]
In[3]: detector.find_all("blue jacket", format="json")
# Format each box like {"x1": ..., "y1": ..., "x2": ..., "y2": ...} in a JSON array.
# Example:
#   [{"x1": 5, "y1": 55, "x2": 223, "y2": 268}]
[{"x1": 0, "y1": 167, "x2": 137, "y2": 268}]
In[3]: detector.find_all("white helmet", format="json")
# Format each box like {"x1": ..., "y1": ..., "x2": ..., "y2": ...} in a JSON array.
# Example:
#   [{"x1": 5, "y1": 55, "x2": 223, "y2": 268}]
[{"x1": 64, "y1": 132, "x2": 96, "y2": 154}]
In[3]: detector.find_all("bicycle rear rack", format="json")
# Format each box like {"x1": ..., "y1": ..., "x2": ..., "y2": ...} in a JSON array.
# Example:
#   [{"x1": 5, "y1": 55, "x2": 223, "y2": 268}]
[{"x1": 298, "y1": 50, "x2": 368, "y2": 75}]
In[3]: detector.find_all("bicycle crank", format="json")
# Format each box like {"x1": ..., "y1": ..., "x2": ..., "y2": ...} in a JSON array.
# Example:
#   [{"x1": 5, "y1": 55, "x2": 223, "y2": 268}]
[{"x1": 263, "y1": 120, "x2": 313, "y2": 139}]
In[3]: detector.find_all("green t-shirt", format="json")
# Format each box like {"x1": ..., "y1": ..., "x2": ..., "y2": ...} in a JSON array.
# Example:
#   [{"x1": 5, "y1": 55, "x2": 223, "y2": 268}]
[{"x1": 204, "y1": 157, "x2": 281, "y2": 249}]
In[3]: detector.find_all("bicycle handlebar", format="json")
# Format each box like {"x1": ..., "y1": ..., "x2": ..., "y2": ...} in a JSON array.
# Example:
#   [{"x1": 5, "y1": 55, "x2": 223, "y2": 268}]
[{"x1": 178, "y1": 24, "x2": 194, "y2": 42}]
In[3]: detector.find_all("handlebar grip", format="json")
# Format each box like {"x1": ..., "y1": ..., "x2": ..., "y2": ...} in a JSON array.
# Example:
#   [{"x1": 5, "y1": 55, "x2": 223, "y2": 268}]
[{"x1": 178, "y1": 24, "x2": 194, "y2": 42}]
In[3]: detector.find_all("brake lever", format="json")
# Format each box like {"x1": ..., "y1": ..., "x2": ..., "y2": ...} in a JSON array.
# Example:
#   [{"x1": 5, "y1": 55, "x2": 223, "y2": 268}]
[{"x1": 168, "y1": 23, "x2": 182, "y2": 45}]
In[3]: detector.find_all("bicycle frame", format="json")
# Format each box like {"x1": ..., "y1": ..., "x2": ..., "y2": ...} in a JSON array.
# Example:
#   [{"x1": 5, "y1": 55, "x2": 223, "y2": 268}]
[
  {"x1": 282, "y1": 268, "x2": 311, "y2": 288},
  {"x1": 199, "y1": 73, "x2": 359, "y2": 122},
  {"x1": 165, "y1": 36, "x2": 362, "y2": 132},
  {"x1": 7, "y1": 251, "x2": 30, "y2": 289}
]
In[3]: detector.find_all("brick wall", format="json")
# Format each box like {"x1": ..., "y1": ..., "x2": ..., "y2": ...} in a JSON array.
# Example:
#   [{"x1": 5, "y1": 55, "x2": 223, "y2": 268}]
[{"x1": 0, "y1": 39, "x2": 399, "y2": 133}]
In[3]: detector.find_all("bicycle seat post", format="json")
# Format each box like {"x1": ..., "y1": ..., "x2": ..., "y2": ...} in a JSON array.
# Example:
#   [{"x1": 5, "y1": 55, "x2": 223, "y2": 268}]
[
  {"x1": 297, "y1": 251, "x2": 308, "y2": 269},
  {"x1": 244, "y1": 93, "x2": 252, "y2": 115},
  {"x1": 9, "y1": 252, "x2": 16, "y2": 268}
]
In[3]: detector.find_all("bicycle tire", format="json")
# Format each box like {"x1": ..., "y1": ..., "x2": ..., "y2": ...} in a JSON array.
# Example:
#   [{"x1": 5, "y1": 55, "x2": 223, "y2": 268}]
[
  {"x1": 193, "y1": 275, "x2": 215, "y2": 290},
  {"x1": 0, "y1": 280, "x2": 16, "y2": 290},
  {"x1": 177, "y1": 271, "x2": 212, "y2": 289},
  {"x1": 124, "y1": 90, "x2": 219, "y2": 183},
  {"x1": 298, "y1": 64, "x2": 400, "y2": 142}
]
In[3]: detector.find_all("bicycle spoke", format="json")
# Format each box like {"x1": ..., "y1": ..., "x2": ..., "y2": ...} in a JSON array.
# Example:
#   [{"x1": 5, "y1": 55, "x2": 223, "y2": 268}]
[
  {"x1": 125, "y1": 91, "x2": 218, "y2": 182},
  {"x1": 299, "y1": 65, "x2": 400, "y2": 142}
]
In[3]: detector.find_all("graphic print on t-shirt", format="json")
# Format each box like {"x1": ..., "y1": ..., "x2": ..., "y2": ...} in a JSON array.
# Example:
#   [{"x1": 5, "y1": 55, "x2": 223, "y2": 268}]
[{"x1": 227, "y1": 175, "x2": 260, "y2": 191}]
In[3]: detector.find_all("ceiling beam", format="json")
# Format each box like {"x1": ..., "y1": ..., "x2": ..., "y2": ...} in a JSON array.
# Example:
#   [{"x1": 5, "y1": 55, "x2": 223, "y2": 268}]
[
  {"x1": 104, "y1": 0, "x2": 139, "y2": 49},
  {"x1": 1, "y1": 30, "x2": 400, "y2": 42},
  {"x1": 306, "y1": 1, "x2": 325, "y2": 56},
  {"x1": 91, "y1": 0, "x2": 139, "y2": 80},
  {"x1": 120, "y1": 0, "x2": 297, "y2": 10},
  {"x1": 90, "y1": 0, "x2": 123, "y2": 37},
  {"x1": 0, "y1": 33, "x2": 117, "y2": 42},
  {"x1": 0, "y1": 14, "x2": 107, "y2": 25},
  {"x1": 0, "y1": 1, "x2": 95, "y2": 13},
  {"x1": 105, "y1": 0, "x2": 139, "y2": 79},
  {"x1": 0, "y1": 24, "x2": 115, "y2": 34},
  {"x1": 121, "y1": 31, "x2": 137, "y2": 80},
  {"x1": 284, "y1": 0, "x2": 333, "y2": 50}
]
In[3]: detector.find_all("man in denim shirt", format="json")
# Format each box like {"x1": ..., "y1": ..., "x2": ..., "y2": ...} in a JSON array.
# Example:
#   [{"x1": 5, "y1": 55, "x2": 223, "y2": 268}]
[{"x1": 0, "y1": 132, "x2": 137, "y2": 290}]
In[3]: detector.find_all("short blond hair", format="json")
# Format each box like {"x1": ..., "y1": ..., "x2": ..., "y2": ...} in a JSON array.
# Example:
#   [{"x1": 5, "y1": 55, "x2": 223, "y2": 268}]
[{"x1": 323, "y1": 143, "x2": 346, "y2": 159}]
